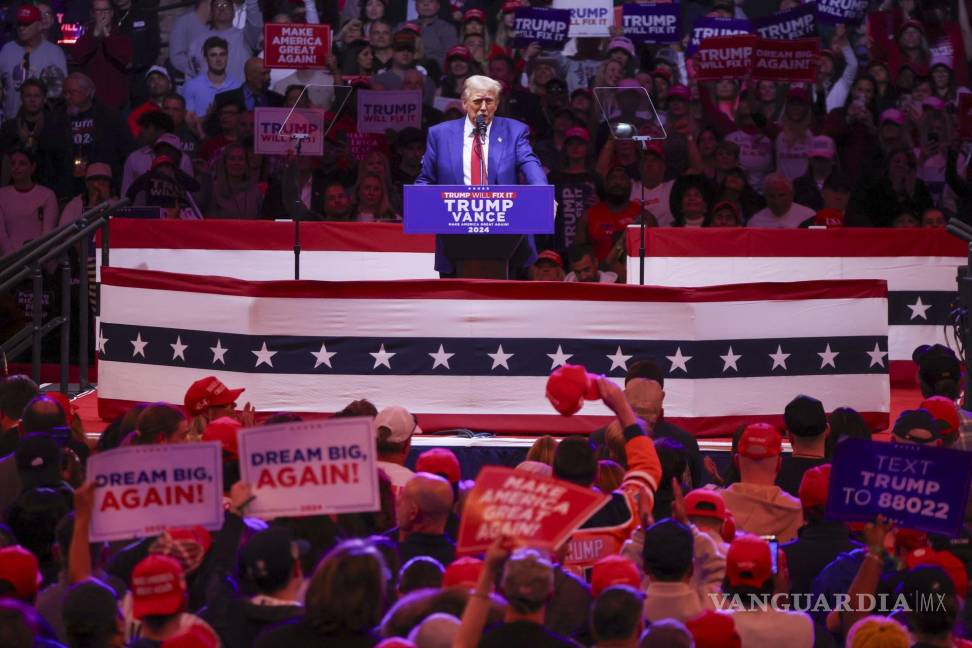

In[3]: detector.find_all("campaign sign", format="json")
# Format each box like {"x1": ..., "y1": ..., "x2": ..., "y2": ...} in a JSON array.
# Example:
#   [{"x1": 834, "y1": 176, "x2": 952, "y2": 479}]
[
  {"x1": 88, "y1": 443, "x2": 224, "y2": 542},
  {"x1": 254, "y1": 107, "x2": 325, "y2": 156},
  {"x1": 817, "y1": 0, "x2": 869, "y2": 25},
  {"x1": 752, "y1": 37, "x2": 820, "y2": 83},
  {"x1": 826, "y1": 438, "x2": 972, "y2": 537},
  {"x1": 263, "y1": 23, "x2": 331, "y2": 69},
  {"x1": 403, "y1": 185, "x2": 556, "y2": 235},
  {"x1": 695, "y1": 35, "x2": 757, "y2": 81},
  {"x1": 512, "y1": 7, "x2": 571, "y2": 49},
  {"x1": 357, "y1": 89, "x2": 422, "y2": 134},
  {"x1": 753, "y1": 2, "x2": 817, "y2": 40},
  {"x1": 959, "y1": 94, "x2": 972, "y2": 140},
  {"x1": 622, "y1": 4, "x2": 680, "y2": 44},
  {"x1": 553, "y1": 0, "x2": 613, "y2": 38},
  {"x1": 457, "y1": 466, "x2": 609, "y2": 554},
  {"x1": 688, "y1": 16, "x2": 752, "y2": 56},
  {"x1": 239, "y1": 417, "x2": 379, "y2": 519}
]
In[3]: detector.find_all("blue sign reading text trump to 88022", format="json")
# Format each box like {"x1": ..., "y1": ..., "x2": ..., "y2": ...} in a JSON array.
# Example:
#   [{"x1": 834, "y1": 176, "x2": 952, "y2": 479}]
[
  {"x1": 826, "y1": 438, "x2": 972, "y2": 537},
  {"x1": 403, "y1": 185, "x2": 555, "y2": 235}
]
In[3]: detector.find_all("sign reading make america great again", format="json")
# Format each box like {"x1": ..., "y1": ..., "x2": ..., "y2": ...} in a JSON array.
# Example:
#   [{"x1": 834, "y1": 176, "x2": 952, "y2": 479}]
[
  {"x1": 263, "y1": 23, "x2": 331, "y2": 69},
  {"x1": 403, "y1": 185, "x2": 555, "y2": 235}
]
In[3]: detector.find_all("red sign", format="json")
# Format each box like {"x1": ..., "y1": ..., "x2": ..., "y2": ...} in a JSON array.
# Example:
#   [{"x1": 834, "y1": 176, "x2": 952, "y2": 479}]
[
  {"x1": 456, "y1": 466, "x2": 609, "y2": 554},
  {"x1": 960, "y1": 94, "x2": 972, "y2": 141},
  {"x1": 752, "y1": 37, "x2": 819, "y2": 83},
  {"x1": 695, "y1": 35, "x2": 756, "y2": 81},
  {"x1": 263, "y1": 23, "x2": 331, "y2": 69}
]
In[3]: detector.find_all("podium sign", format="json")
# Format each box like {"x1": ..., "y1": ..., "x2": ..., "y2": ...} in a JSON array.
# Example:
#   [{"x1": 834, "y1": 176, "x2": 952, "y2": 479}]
[{"x1": 403, "y1": 185, "x2": 555, "y2": 235}]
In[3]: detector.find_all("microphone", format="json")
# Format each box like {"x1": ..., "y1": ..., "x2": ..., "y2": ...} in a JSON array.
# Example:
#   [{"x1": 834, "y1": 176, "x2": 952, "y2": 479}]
[{"x1": 475, "y1": 114, "x2": 486, "y2": 143}]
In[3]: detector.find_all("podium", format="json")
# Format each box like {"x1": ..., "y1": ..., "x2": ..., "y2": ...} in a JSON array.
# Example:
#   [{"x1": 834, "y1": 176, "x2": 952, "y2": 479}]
[{"x1": 403, "y1": 184, "x2": 555, "y2": 279}]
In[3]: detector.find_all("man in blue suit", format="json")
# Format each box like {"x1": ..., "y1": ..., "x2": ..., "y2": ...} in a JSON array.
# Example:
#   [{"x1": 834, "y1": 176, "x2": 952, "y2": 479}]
[{"x1": 415, "y1": 75, "x2": 549, "y2": 277}]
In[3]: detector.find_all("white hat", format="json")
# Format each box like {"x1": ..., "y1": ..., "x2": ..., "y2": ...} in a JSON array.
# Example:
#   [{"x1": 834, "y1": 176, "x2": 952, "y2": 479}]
[{"x1": 375, "y1": 406, "x2": 421, "y2": 443}]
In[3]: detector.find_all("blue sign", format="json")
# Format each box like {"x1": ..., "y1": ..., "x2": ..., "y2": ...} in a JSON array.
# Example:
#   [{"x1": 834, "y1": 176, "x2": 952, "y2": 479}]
[
  {"x1": 622, "y1": 4, "x2": 680, "y2": 44},
  {"x1": 826, "y1": 438, "x2": 972, "y2": 537},
  {"x1": 687, "y1": 16, "x2": 752, "y2": 55},
  {"x1": 753, "y1": 3, "x2": 817, "y2": 40},
  {"x1": 403, "y1": 185, "x2": 555, "y2": 235},
  {"x1": 817, "y1": 0, "x2": 869, "y2": 25},
  {"x1": 512, "y1": 7, "x2": 572, "y2": 49}
]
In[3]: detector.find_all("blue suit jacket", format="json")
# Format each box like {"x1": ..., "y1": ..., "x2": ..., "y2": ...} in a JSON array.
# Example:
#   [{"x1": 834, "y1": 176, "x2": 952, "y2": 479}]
[{"x1": 414, "y1": 116, "x2": 549, "y2": 273}]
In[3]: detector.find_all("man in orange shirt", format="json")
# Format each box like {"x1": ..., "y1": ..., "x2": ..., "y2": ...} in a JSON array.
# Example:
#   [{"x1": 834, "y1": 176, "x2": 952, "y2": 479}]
[{"x1": 586, "y1": 165, "x2": 642, "y2": 262}]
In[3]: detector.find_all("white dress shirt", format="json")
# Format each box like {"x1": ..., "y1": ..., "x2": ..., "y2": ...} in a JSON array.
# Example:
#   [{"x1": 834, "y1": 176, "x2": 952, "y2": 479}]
[{"x1": 462, "y1": 117, "x2": 492, "y2": 185}]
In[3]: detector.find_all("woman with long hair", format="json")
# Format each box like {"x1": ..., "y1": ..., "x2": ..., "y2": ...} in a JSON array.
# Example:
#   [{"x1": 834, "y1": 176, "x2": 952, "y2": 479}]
[
  {"x1": 775, "y1": 87, "x2": 814, "y2": 180},
  {"x1": 718, "y1": 167, "x2": 765, "y2": 221},
  {"x1": 340, "y1": 39, "x2": 376, "y2": 75},
  {"x1": 591, "y1": 58, "x2": 623, "y2": 91},
  {"x1": 669, "y1": 175, "x2": 716, "y2": 227},
  {"x1": 206, "y1": 141, "x2": 264, "y2": 219},
  {"x1": 494, "y1": 2, "x2": 518, "y2": 50},
  {"x1": 359, "y1": 0, "x2": 387, "y2": 35},
  {"x1": 438, "y1": 46, "x2": 475, "y2": 99},
  {"x1": 133, "y1": 403, "x2": 188, "y2": 445},
  {"x1": 930, "y1": 62, "x2": 956, "y2": 103},
  {"x1": 352, "y1": 172, "x2": 399, "y2": 221},
  {"x1": 256, "y1": 539, "x2": 388, "y2": 644}
]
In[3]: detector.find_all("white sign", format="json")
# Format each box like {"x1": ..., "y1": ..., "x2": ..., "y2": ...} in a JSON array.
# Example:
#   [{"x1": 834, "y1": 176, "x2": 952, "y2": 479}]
[
  {"x1": 356, "y1": 89, "x2": 422, "y2": 134},
  {"x1": 553, "y1": 0, "x2": 614, "y2": 37},
  {"x1": 238, "y1": 417, "x2": 380, "y2": 519},
  {"x1": 88, "y1": 443, "x2": 224, "y2": 542},
  {"x1": 254, "y1": 107, "x2": 325, "y2": 156}
]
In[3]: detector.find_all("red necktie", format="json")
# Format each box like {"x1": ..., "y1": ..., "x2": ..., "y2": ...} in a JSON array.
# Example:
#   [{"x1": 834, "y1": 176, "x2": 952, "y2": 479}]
[{"x1": 470, "y1": 131, "x2": 484, "y2": 185}]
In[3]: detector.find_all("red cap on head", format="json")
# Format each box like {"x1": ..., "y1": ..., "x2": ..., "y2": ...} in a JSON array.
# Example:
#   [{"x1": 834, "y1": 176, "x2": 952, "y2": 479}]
[
  {"x1": 564, "y1": 127, "x2": 590, "y2": 144},
  {"x1": 786, "y1": 86, "x2": 810, "y2": 103},
  {"x1": 737, "y1": 423, "x2": 782, "y2": 460},
  {"x1": 545, "y1": 364, "x2": 601, "y2": 416},
  {"x1": 685, "y1": 489, "x2": 727, "y2": 521},
  {"x1": 535, "y1": 249, "x2": 564, "y2": 267},
  {"x1": 131, "y1": 555, "x2": 187, "y2": 619},
  {"x1": 904, "y1": 548, "x2": 969, "y2": 598},
  {"x1": 202, "y1": 416, "x2": 241, "y2": 459},
  {"x1": 651, "y1": 67, "x2": 673, "y2": 81},
  {"x1": 591, "y1": 554, "x2": 642, "y2": 597},
  {"x1": 165, "y1": 526, "x2": 213, "y2": 555},
  {"x1": 685, "y1": 610, "x2": 742, "y2": 648},
  {"x1": 446, "y1": 45, "x2": 472, "y2": 63},
  {"x1": 184, "y1": 376, "x2": 245, "y2": 417},
  {"x1": 668, "y1": 84, "x2": 691, "y2": 101},
  {"x1": 16, "y1": 4, "x2": 42, "y2": 25},
  {"x1": 920, "y1": 396, "x2": 960, "y2": 442},
  {"x1": 416, "y1": 448, "x2": 461, "y2": 484},
  {"x1": 895, "y1": 528, "x2": 930, "y2": 553},
  {"x1": 463, "y1": 8, "x2": 486, "y2": 22},
  {"x1": 501, "y1": 0, "x2": 524, "y2": 12},
  {"x1": 798, "y1": 464, "x2": 831, "y2": 510},
  {"x1": 442, "y1": 556, "x2": 484, "y2": 587},
  {"x1": 726, "y1": 535, "x2": 773, "y2": 588},
  {"x1": 0, "y1": 546, "x2": 41, "y2": 601}
]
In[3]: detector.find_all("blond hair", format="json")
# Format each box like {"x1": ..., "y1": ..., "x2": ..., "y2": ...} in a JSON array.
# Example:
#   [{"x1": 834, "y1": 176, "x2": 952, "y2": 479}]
[
  {"x1": 846, "y1": 615, "x2": 910, "y2": 648},
  {"x1": 461, "y1": 75, "x2": 502, "y2": 101}
]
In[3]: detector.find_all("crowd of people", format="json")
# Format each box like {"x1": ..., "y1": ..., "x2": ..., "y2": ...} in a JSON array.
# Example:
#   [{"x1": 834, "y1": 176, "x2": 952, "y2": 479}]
[
  {"x1": 0, "y1": 342, "x2": 969, "y2": 647},
  {"x1": 0, "y1": 0, "x2": 969, "y2": 277}
]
